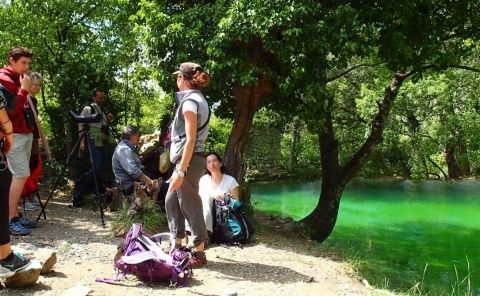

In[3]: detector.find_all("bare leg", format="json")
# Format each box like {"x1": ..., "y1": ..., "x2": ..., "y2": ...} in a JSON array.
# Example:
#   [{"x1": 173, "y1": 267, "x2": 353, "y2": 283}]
[
  {"x1": 9, "y1": 177, "x2": 28, "y2": 220},
  {"x1": 0, "y1": 244, "x2": 12, "y2": 260},
  {"x1": 194, "y1": 242, "x2": 204, "y2": 252}
]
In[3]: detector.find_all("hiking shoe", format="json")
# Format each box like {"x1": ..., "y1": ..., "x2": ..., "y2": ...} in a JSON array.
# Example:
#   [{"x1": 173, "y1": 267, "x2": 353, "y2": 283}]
[
  {"x1": 9, "y1": 220, "x2": 32, "y2": 236},
  {"x1": 0, "y1": 251, "x2": 32, "y2": 278},
  {"x1": 189, "y1": 251, "x2": 207, "y2": 268},
  {"x1": 19, "y1": 217, "x2": 37, "y2": 229},
  {"x1": 23, "y1": 202, "x2": 41, "y2": 211}
]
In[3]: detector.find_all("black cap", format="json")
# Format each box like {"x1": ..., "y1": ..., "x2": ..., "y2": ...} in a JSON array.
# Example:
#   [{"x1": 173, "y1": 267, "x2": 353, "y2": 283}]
[{"x1": 173, "y1": 62, "x2": 203, "y2": 78}]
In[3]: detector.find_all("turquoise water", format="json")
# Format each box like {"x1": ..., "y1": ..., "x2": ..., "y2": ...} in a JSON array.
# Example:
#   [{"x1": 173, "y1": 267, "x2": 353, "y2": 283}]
[{"x1": 250, "y1": 179, "x2": 480, "y2": 295}]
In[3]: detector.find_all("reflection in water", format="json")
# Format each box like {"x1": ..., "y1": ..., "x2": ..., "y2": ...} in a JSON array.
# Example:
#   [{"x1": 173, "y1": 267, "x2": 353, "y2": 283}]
[{"x1": 250, "y1": 179, "x2": 480, "y2": 294}]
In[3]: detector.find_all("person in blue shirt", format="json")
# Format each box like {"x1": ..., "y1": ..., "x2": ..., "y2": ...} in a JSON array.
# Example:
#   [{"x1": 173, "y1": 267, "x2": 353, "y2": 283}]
[{"x1": 112, "y1": 125, "x2": 157, "y2": 196}]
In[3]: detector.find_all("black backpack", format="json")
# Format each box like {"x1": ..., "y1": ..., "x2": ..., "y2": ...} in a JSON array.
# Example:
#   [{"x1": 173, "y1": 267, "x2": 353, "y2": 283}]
[
  {"x1": 212, "y1": 195, "x2": 254, "y2": 244},
  {"x1": 0, "y1": 83, "x2": 17, "y2": 112}
]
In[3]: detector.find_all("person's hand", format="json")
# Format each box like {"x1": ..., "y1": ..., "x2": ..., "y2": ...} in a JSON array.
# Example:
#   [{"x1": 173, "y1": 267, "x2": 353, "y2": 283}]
[
  {"x1": 148, "y1": 179, "x2": 158, "y2": 190},
  {"x1": 20, "y1": 74, "x2": 31, "y2": 91},
  {"x1": 213, "y1": 194, "x2": 224, "y2": 202},
  {"x1": 31, "y1": 140, "x2": 39, "y2": 155},
  {"x1": 107, "y1": 113, "x2": 113, "y2": 123},
  {"x1": 167, "y1": 173, "x2": 184, "y2": 192},
  {"x1": 1, "y1": 120, "x2": 14, "y2": 155},
  {"x1": 1, "y1": 131, "x2": 13, "y2": 155}
]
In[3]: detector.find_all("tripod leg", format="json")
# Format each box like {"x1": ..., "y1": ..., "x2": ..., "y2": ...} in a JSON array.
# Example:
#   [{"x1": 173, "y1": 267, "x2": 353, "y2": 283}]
[
  {"x1": 36, "y1": 190, "x2": 46, "y2": 219},
  {"x1": 36, "y1": 131, "x2": 85, "y2": 222},
  {"x1": 85, "y1": 132, "x2": 105, "y2": 228}
]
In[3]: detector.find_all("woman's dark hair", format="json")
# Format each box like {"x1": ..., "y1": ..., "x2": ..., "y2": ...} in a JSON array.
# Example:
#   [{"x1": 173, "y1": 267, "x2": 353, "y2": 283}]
[
  {"x1": 122, "y1": 125, "x2": 140, "y2": 140},
  {"x1": 205, "y1": 152, "x2": 226, "y2": 175},
  {"x1": 191, "y1": 71, "x2": 210, "y2": 89},
  {"x1": 175, "y1": 62, "x2": 210, "y2": 89},
  {"x1": 8, "y1": 47, "x2": 33, "y2": 63}
]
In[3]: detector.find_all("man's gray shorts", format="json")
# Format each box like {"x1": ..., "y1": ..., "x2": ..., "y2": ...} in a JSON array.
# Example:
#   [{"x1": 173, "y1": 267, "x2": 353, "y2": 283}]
[{"x1": 7, "y1": 133, "x2": 33, "y2": 179}]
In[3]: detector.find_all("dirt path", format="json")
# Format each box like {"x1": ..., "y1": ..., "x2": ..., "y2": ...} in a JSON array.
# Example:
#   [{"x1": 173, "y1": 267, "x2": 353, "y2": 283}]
[{"x1": 3, "y1": 188, "x2": 394, "y2": 296}]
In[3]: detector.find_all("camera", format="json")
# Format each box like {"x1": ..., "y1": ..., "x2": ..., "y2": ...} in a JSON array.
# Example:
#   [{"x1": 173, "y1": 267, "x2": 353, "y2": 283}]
[{"x1": 69, "y1": 110, "x2": 102, "y2": 124}]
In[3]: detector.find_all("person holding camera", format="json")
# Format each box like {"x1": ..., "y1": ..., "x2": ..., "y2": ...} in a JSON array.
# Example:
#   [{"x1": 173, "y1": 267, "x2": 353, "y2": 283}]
[
  {"x1": 0, "y1": 47, "x2": 38, "y2": 236},
  {"x1": 73, "y1": 88, "x2": 113, "y2": 207}
]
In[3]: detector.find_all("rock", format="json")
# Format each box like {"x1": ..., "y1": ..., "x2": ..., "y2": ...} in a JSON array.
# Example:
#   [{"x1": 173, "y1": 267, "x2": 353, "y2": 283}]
[
  {"x1": 62, "y1": 284, "x2": 93, "y2": 296},
  {"x1": 284, "y1": 222, "x2": 295, "y2": 232},
  {"x1": 5, "y1": 260, "x2": 42, "y2": 288},
  {"x1": 34, "y1": 249, "x2": 57, "y2": 274},
  {"x1": 361, "y1": 278, "x2": 371, "y2": 287}
]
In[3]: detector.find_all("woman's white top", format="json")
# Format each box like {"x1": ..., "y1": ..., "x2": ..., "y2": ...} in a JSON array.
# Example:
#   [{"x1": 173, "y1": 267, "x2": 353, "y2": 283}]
[{"x1": 198, "y1": 173, "x2": 239, "y2": 232}]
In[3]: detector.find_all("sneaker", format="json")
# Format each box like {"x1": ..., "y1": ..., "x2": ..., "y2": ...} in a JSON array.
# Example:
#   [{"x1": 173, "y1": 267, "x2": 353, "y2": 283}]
[
  {"x1": 19, "y1": 217, "x2": 37, "y2": 229},
  {"x1": 189, "y1": 251, "x2": 207, "y2": 268},
  {"x1": 0, "y1": 251, "x2": 32, "y2": 278},
  {"x1": 9, "y1": 220, "x2": 32, "y2": 236},
  {"x1": 23, "y1": 202, "x2": 41, "y2": 211}
]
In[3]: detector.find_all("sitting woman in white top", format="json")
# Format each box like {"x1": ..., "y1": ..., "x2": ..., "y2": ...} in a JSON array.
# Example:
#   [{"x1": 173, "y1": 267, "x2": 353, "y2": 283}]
[{"x1": 199, "y1": 152, "x2": 239, "y2": 234}]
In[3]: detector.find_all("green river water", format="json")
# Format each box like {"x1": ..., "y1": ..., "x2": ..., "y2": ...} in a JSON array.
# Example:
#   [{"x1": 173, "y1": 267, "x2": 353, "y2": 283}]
[{"x1": 250, "y1": 179, "x2": 480, "y2": 295}]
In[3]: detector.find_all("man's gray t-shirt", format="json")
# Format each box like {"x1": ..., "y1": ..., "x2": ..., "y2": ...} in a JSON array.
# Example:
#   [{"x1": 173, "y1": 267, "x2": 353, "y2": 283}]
[{"x1": 170, "y1": 89, "x2": 210, "y2": 164}]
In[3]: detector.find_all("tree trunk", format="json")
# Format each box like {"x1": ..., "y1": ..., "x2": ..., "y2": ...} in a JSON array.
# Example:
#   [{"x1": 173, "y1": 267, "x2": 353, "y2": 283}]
[
  {"x1": 223, "y1": 76, "x2": 272, "y2": 187},
  {"x1": 288, "y1": 120, "x2": 300, "y2": 172},
  {"x1": 457, "y1": 136, "x2": 470, "y2": 176},
  {"x1": 302, "y1": 111, "x2": 345, "y2": 241},
  {"x1": 302, "y1": 71, "x2": 411, "y2": 242},
  {"x1": 445, "y1": 141, "x2": 461, "y2": 179}
]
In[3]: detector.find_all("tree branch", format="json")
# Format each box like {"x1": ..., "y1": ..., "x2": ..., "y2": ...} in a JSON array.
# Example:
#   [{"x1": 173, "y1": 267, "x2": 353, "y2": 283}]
[
  {"x1": 43, "y1": 39, "x2": 62, "y2": 65},
  {"x1": 427, "y1": 156, "x2": 448, "y2": 179},
  {"x1": 326, "y1": 63, "x2": 382, "y2": 83},
  {"x1": 447, "y1": 65, "x2": 480, "y2": 73},
  {"x1": 341, "y1": 70, "x2": 415, "y2": 181}
]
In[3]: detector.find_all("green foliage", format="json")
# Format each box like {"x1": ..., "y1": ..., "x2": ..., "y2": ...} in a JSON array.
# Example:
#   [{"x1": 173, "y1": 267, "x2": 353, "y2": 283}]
[
  {"x1": 0, "y1": 0, "x2": 138, "y2": 160},
  {"x1": 111, "y1": 198, "x2": 167, "y2": 237},
  {"x1": 204, "y1": 114, "x2": 232, "y2": 155}
]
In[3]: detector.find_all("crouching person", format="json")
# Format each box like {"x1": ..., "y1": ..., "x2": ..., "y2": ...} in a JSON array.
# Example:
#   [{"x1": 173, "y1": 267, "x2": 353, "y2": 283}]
[{"x1": 111, "y1": 125, "x2": 157, "y2": 212}]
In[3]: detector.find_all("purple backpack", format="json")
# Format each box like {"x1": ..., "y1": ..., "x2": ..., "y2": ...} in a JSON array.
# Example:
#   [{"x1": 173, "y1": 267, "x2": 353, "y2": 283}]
[{"x1": 96, "y1": 223, "x2": 192, "y2": 287}]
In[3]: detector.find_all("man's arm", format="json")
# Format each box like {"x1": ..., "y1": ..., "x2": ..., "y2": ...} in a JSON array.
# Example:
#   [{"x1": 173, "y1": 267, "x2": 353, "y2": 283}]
[{"x1": 119, "y1": 148, "x2": 154, "y2": 185}]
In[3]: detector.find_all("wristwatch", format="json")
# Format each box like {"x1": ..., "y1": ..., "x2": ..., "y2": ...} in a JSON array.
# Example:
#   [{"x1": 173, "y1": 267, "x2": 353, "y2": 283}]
[{"x1": 175, "y1": 169, "x2": 186, "y2": 177}]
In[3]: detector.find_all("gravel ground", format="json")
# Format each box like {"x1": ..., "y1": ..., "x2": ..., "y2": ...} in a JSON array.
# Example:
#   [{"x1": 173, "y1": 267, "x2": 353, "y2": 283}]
[{"x1": 1, "y1": 187, "x2": 395, "y2": 296}]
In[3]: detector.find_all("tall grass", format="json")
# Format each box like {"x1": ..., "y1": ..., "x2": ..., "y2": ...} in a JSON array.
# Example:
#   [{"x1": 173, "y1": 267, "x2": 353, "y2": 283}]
[
  {"x1": 406, "y1": 256, "x2": 473, "y2": 296},
  {"x1": 111, "y1": 198, "x2": 167, "y2": 237}
]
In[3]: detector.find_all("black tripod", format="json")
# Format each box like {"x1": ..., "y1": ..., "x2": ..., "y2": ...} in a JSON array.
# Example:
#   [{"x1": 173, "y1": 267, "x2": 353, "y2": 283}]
[{"x1": 37, "y1": 126, "x2": 105, "y2": 227}]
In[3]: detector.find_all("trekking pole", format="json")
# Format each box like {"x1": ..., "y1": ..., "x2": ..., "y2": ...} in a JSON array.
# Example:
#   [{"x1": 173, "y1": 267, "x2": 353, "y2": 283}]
[{"x1": 27, "y1": 95, "x2": 52, "y2": 161}]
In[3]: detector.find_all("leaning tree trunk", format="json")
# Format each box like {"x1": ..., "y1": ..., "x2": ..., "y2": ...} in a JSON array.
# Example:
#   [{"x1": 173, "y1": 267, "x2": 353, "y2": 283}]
[
  {"x1": 302, "y1": 71, "x2": 411, "y2": 242},
  {"x1": 223, "y1": 76, "x2": 272, "y2": 198},
  {"x1": 302, "y1": 111, "x2": 345, "y2": 241}
]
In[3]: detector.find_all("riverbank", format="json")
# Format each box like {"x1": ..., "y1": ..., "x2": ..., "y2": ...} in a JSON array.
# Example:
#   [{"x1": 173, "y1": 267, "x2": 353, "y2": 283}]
[{"x1": 2, "y1": 187, "x2": 394, "y2": 296}]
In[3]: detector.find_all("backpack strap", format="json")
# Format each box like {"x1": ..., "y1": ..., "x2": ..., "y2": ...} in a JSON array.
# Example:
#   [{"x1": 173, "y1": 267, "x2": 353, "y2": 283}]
[
  {"x1": 135, "y1": 234, "x2": 173, "y2": 264},
  {"x1": 151, "y1": 232, "x2": 176, "y2": 254},
  {"x1": 174, "y1": 98, "x2": 211, "y2": 141},
  {"x1": 123, "y1": 223, "x2": 143, "y2": 254},
  {"x1": 89, "y1": 104, "x2": 97, "y2": 115}
]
